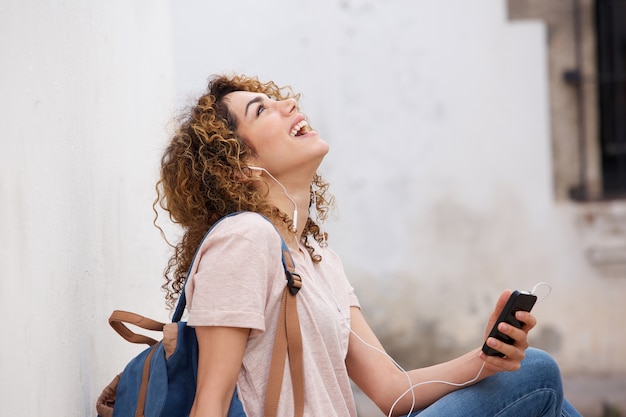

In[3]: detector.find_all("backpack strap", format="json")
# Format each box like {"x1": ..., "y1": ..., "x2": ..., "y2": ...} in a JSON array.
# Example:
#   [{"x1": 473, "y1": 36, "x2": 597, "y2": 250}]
[
  {"x1": 108, "y1": 311, "x2": 165, "y2": 346},
  {"x1": 265, "y1": 242, "x2": 304, "y2": 417},
  {"x1": 172, "y1": 212, "x2": 304, "y2": 416}
]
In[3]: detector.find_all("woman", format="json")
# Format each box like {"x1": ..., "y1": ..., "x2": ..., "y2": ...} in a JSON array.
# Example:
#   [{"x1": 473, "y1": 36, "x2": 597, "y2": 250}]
[{"x1": 155, "y1": 74, "x2": 582, "y2": 417}]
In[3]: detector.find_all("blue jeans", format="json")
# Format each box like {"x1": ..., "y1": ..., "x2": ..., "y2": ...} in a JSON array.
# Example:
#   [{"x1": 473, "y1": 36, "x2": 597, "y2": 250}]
[{"x1": 404, "y1": 348, "x2": 582, "y2": 417}]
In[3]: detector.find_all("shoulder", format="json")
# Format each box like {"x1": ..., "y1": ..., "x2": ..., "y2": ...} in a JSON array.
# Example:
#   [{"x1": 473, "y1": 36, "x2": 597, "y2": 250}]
[
  {"x1": 212, "y1": 212, "x2": 280, "y2": 243},
  {"x1": 191, "y1": 212, "x2": 284, "y2": 278},
  {"x1": 196, "y1": 212, "x2": 283, "y2": 259}
]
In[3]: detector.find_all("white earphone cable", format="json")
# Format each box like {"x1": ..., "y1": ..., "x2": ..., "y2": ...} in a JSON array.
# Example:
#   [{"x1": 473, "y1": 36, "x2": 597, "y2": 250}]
[
  {"x1": 333, "y1": 281, "x2": 551, "y2": 416},
  {"x1": 247, "y1": 166, "x2": 298, "y2": 232}
]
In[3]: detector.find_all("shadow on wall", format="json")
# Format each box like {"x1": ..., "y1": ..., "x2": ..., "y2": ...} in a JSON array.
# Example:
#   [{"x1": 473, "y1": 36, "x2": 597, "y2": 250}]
[
  {"x1": 355, "y1": 276, "x2": 472, "y2": 369},
  {"x1": 354, "y1": 274, "x2": 565, "y2": 369},
  {"x1": 355, "y1": 279, "x2": 626, "y2": 417}
]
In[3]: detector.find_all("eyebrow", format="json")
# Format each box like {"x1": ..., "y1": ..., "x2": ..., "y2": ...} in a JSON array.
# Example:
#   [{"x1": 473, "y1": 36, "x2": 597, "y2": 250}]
[{"x1": 244, "y1": 96, "x2": 265, "y2": 118}]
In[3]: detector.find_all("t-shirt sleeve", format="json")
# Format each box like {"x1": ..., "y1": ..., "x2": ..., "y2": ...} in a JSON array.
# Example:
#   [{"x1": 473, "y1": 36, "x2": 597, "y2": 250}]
[
  {"x1": 347, "y1": 285, "x2": 361, "y2": 310},
  {"x1": 186, "y1": 214, "x2": 283, "y2": 331}
]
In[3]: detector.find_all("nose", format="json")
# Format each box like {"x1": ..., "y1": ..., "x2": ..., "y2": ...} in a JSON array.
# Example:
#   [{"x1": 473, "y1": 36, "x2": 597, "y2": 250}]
[{"x1": 279, "y1": 97, "x2": 298, "y2": 115}]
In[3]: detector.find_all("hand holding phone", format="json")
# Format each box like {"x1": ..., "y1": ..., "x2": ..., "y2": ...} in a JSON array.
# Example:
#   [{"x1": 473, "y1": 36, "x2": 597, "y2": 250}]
[{"x1": 482, "y1": 290, "x2": 537, "y2": 357}]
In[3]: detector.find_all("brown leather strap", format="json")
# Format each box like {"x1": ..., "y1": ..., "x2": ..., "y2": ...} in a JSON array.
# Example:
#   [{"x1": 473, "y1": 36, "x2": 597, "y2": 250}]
[
  {"x1": 109, "y1": 311, "x2": 165, "y2": 346},
  {"x1": 135, "y1": 344, "x2": 158, "y2": 417},
  {"x1": 264, "y1": 289, "x2": 289, "y2": 417},
  {"x1": 95, "y1": 374, "x2": 120, "y2": 417},
  {"x1": 285, "y1": 281, "x2": 304, "y2": 417},
  {"x1": 108, "y1": 240, "x2": 304, "y2": 416},
  {"x1": 264, "y1": 250, "x2": 304, "y2": 417}
]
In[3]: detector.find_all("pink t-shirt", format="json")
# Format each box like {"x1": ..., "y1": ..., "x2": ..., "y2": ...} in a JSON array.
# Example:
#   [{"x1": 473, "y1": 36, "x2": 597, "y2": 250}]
[{"x1": 186, "y1": 212, "x2": 360, "y2": 417}]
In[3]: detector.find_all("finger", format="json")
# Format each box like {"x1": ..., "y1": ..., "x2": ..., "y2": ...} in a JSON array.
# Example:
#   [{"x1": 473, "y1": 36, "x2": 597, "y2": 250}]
[
  {"x1": 515, "y1": 311, "x2": 537, "y2": 331},
  {"x1": 482, "y1": 336, "x2": 526, "y2": 363},
  {"x1": 480, "y1": 348, "x2": 523, "y2": 372},
  {"x1": 497, "y1": 322, "x2": 529, "y2": 350},
  {"x1": 484, "y1": 290, "x2": 513, "y2": 339},
  {"x1": 494, "y1": 290, "x2": 513, "y2": 317},
  {"x1": 489, "y1": 290, "x2": 512, "y2": 319},
  {"x1": 495, "y1": 290, "x2": 513, "y2": 311}
]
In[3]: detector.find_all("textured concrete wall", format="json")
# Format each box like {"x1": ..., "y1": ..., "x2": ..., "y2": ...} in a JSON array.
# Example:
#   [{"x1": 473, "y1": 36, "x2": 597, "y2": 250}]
[
  {"x1": 171, "y1": 0, "x2": 626, "y2": 377},
  {"x1": 0, "y1": 1, "x2": 173, "y2": 415},
  {"x1": 1, "y1": 0, "x2": 624, "y2": 416}
]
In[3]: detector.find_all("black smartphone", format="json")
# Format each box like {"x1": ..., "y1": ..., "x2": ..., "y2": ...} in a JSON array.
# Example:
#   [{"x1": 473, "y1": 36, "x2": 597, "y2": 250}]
[{"x1": 482, "y1": 290, "x2": 537, "y2": 357}]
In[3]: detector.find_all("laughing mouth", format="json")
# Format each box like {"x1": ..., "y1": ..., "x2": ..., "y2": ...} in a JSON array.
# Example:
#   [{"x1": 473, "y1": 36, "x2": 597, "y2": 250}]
[{"x1": 290, "y1": 120, "x2": 309, "y2": 137}]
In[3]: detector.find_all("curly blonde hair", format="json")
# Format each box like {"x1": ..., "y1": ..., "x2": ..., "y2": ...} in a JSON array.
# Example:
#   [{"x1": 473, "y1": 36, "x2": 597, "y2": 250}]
[{"x1": 154, "y1": 74, "x2": 333, "y2": 309}]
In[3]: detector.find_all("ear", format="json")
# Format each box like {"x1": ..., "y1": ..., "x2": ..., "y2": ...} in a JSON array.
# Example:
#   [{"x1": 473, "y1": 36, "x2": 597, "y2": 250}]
[
  {"x1": 236, "y1": 163, "x2": 262, "y2": 181},
  {"x1": 245, "y1": 167, "x2": 264, "y2": 178},
  {"x1": 243, "y1": 155, "x2": 263, "y2": 176}
]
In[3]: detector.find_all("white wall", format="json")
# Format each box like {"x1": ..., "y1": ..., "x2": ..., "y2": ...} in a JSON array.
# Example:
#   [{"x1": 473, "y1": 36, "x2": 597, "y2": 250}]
[
  {"x1": 1, "y1": 0, "x2": 624, "y2": 415},
  {"x1": 0, "y1": 1, "x2": 173, "y2": 415},
  {"x1": 171, "y1": 0, "x2": 626, "y2": 376}
]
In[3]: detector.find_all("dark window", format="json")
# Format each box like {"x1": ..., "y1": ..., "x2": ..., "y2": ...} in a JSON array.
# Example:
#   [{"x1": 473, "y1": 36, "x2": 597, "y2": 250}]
[{"x1": 596, "y1": 0, "x2": 626, "y2": 196}]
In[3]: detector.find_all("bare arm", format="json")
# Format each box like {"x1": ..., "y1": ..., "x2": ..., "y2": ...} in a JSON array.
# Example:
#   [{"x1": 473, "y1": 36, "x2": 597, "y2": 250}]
[
  {"x1": 345, "y1": 290, "x2": 537, "y2": 416},
  {"x1": 189, "y1": 326, "x2": 249, "y2": 417}
]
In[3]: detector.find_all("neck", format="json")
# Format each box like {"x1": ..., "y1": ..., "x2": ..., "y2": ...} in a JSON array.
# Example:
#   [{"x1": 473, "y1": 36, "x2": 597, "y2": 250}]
[{"x1": 257, "y1": 171, "x2": 312, "y2": 248}]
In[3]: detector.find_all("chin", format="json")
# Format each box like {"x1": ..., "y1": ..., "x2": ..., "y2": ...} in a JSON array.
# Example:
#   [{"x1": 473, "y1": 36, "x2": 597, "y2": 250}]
[
  {"x1": 314, "y1": 146, "x2": 330, "y2": 166},
  {"x1": 317, "y1": 138, "x2": 330, "y2": 155}
]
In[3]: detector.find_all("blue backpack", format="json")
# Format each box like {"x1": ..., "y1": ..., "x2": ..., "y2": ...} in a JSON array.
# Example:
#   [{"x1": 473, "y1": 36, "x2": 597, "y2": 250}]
[{"x1": 96, "y1": 214, "x2": 304, "y2": 417}]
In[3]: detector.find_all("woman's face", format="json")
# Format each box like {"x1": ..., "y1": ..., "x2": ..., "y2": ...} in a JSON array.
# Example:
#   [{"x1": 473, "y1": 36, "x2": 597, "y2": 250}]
[{"x1": 224, "y1": 91, "x2": 329, "y2": 179}]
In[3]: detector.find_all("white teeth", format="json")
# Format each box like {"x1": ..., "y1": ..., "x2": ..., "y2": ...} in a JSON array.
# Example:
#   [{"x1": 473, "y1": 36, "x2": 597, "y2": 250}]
[{"x1": 290, "y1": 120, "x2": 308, "y2": 137}]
